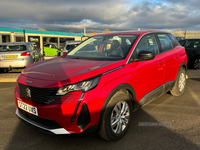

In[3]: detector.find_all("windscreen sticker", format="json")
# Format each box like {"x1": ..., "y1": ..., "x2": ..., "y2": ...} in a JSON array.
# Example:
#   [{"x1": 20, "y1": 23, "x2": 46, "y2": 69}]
[{"x1": 107, "y1": 44, "x2": 111, "y2": 48}]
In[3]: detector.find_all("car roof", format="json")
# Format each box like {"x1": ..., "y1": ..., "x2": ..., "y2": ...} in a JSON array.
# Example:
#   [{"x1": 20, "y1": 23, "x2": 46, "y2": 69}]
[
  {"x1": 66, "y1": 41, "x2": 81, "y2": 44},
  {"x1": 182, "y1": 38, "x2": 200, "y2": 40},
  {"x1": 93, "y1": 30, "x2": 168, "y2": 37},
  {"x1": 0, "y1": 42, "x2": 33, "y2": 46},
  {"x1": 44, "y1": 43, "x2": 58, "y2": 45}
]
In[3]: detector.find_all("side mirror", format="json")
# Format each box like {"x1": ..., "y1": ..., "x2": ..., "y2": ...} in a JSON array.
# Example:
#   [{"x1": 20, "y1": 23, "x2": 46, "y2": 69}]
[{"x1": 135, "y1": 50, "x2": 155, "y2": 61}]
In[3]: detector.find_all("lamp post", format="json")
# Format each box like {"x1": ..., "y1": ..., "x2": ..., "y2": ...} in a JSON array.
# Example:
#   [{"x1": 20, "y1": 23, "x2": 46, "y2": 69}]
[{"x1": 23, "y1": 29, "x2": 25, "y2": 42}]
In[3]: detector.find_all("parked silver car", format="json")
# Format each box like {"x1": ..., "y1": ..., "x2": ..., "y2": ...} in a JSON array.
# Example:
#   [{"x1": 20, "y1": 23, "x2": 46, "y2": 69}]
[
  {"x1": 61, "y1": 41, "x2": 81, "y2": 56},
  {"x1": 0, "y1": 42, "x2": 44, "y2": 72}
]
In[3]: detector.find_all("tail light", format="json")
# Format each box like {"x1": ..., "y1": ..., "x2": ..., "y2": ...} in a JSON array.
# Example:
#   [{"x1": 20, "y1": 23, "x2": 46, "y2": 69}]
[
  {"x1": 21, "y1": 52, "x2": 30, "y2": 56},
  {"x1": 61, "y1": 52, "x2": 67, "y2": 57}
]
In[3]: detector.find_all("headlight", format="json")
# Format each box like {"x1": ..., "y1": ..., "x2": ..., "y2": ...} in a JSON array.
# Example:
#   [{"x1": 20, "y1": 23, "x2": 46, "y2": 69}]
[{"x1": 56, "y1": 76, "x2": 101, "y2": 95}]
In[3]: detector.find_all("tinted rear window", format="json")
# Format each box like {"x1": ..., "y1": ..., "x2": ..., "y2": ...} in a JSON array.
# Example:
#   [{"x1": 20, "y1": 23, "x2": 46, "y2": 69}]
[{"x1": 0, "y1": 45, "x2": 27, "y2": 52}]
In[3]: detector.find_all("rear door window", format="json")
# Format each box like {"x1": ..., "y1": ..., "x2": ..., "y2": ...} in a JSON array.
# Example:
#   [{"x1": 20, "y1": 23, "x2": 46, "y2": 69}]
[
  {"x1": 51, "y1": 44, "x2": 57, "y2": 49},
  {"x1": 44, "y1": 44, "x2": 50, "y2": 48},
  {"x1": 157, "y1": 34, "x2": 174, "y2": 52}
]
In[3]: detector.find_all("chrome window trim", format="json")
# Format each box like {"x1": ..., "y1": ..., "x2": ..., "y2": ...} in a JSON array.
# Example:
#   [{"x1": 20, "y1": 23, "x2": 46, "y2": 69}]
[{"x1": 102, "y1": 65, "x2": 125, "y2": 75}]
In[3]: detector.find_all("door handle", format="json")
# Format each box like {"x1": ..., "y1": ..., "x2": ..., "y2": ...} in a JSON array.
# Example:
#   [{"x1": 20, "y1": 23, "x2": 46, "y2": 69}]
[
  {"x1": 174, "y1": 54, "x2": 179, "y2": 58},
  {"x1": 158, "y1": 60, "x2": 164, "y2": 66}
]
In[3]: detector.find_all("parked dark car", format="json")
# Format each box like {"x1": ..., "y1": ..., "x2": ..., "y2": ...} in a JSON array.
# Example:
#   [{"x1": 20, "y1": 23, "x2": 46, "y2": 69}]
[
  {"x1": 176, "y1": 36, "x2": 185, "y2": 41},
  {"x1": 179, "y1": 39, "x2": 200, "y2": 69}
]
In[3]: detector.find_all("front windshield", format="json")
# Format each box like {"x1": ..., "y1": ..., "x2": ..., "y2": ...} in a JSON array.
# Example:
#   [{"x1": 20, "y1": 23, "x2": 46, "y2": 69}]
[{"x1": 65, "y1": 34, "x2": 138, "y2": 61}]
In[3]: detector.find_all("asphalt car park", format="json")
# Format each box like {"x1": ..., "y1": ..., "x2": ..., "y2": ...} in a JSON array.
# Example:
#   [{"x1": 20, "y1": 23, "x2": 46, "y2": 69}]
[{"x1": 0, "y1": 71, "x2": 200, "y2": 149}]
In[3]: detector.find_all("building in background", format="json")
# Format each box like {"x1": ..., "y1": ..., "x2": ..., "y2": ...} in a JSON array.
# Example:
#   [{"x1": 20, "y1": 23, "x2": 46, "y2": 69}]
[{"x1": 0, "y1": 28, "x2": 84, "y2": 51}]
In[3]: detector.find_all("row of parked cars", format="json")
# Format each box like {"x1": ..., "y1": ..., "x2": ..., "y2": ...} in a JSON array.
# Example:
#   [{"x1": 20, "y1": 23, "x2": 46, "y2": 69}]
[
  {"x1": 43, "y1": 41, "x2": 81, "y2": 56},
  {"x1": 0, "y1": 41, "x2": 81, "y2": 72}
]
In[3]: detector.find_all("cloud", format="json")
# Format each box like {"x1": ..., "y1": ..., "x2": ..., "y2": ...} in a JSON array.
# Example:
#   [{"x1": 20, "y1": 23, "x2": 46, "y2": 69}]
[{"x1": 0, "y1": 0, "x2": 200, "y2": 32}]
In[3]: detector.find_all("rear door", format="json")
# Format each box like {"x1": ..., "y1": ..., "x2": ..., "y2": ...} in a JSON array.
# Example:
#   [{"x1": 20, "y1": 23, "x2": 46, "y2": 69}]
[{"x1": 156, "y1": 33, "x2": 182, "y2": 83}]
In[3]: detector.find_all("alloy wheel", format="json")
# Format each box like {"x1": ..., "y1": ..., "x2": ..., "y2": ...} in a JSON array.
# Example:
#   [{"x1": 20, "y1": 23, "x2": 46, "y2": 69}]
[
  {"x1": 179, "y1": 73, "x2": 186, "y2": 92},
  {"x1": 110, "y1": 101, "x2": 130, "y2": 134},
  {"x1": 194, "y1": 58, "x2": 200, "y2": 69}
]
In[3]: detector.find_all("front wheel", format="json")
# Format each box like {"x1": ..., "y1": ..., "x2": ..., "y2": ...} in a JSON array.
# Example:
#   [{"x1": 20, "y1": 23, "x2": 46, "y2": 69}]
[
  {"x1": 193, "y1": 57, "x2": 200, "y2": 69},
  {"x1": 99, "y1": 91, "x2": 132, "y2": 141},
  {"x1": 170, "y1": 67, "x2": 186, "y2": 96}
]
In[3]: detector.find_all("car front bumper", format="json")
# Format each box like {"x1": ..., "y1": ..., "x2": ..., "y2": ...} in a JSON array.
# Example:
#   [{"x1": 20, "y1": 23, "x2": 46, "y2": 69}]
[{"x1": 14, "y1": 86, "x2": 95, "y2": 134}]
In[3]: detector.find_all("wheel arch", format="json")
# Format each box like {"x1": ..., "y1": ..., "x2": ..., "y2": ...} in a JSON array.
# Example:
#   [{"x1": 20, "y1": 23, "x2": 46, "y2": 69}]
[
  {"x1": 98, "y1": 83, "x2": 136, "y2": 129},
  {"x1": 173, "y1": 61, "x2": 187, "y2": 87},
  {"x1": 179, "y1": 61, "x2": 187, "y2": 71}
]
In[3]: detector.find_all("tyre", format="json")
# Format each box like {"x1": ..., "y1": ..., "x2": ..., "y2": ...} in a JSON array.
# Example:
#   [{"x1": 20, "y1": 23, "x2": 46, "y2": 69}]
[
  {"x1": 193, "y1": 57, "x2": 200, "y2": 69},
  {"x1": 170, "y1": 67, "x2": 186, "y2": 96},
  {"x1": 99, "y1": 91, "x2": 132, "y2": 141}
]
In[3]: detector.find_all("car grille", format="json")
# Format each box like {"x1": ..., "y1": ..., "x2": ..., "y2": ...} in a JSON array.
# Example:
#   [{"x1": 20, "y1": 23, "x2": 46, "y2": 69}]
[
  {"x1": 18, "y1": 108, "x2": 62, "y2": 129},
  {"x1": 18, "y1": 83, "x2": 59, "y2": 104}
]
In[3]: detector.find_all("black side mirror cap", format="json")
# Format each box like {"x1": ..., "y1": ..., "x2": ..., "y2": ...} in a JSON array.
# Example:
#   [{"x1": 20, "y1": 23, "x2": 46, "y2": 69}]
[{"x1": 135, "y1": 50, "x2": 155, "y2": 62}]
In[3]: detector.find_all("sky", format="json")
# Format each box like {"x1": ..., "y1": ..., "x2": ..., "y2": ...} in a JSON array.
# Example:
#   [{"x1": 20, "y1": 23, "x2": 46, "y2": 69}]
[{"x1": 0, "y1": 0, "x2": 200, "y2": 33}]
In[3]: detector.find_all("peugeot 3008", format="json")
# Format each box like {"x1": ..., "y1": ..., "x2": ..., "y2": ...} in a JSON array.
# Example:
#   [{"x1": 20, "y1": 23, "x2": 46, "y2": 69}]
[{"x1": 15, "y1": 31, "x2": 187, "y2": 141}]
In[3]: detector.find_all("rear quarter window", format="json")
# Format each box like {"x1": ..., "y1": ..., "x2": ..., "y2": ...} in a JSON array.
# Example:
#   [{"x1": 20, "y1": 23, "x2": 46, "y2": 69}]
[{"x1": 168, "y1": 34, "x2": 180, "y2": 46}]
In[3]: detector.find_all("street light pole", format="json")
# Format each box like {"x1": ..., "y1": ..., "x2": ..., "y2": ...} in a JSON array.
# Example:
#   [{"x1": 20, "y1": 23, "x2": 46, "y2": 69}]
[{"x1": 23, "y1": 29, "x2": 25, "y2": 42}]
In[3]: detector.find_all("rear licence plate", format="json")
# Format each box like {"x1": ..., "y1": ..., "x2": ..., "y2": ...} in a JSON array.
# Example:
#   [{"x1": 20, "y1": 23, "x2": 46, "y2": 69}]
[
  {"x1": 18, "y1": 100, "x2": 38, "y2": 116},
  {"x1": 4, "y1": 55, "x2": 18, "y2": 59}
]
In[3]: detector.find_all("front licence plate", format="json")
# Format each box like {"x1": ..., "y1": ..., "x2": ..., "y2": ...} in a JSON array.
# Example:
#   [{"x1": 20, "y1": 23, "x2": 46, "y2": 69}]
[
  {"x1": 4, "y1": 55, "x2": 18, "y2": 59},
  {"x1": 18, "y1": 100, "x2": 38, "y2": 116}
]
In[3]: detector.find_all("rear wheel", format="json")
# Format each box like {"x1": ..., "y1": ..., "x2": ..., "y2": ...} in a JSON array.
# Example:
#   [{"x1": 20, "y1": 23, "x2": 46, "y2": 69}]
[
  {"x1": 193, "y1": 57, "x2": 200, "y2": 69},
  {"x1": 99, "y1": 91, "x2": 132, "y2": 141},
  {"x1": 170, "y1": 67, "x2": 186, "y2": 96}
]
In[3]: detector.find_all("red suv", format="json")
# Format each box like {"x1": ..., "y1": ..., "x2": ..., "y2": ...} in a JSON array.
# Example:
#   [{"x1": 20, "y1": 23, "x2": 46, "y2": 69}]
[{"x1": 15, "y1": 31, "x2": 187, "y2": 141}]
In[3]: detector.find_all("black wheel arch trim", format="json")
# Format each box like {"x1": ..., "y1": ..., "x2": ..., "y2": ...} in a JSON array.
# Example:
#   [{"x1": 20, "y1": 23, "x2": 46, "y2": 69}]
[
  {"x1": 176, "y1": 61, "x2": 187, "y2": 79},
  {"x1": 98, "y1": 83, "x2": 136, "y2": 129},
  {"x1": 180, "y1": 61, "x2": 187, "y2": 71}
]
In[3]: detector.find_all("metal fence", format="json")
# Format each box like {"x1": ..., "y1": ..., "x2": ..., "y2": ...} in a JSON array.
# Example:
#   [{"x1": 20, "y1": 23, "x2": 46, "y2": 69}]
[{"x1": 169, "y1": 31, "x2": 200, "y2": 39}]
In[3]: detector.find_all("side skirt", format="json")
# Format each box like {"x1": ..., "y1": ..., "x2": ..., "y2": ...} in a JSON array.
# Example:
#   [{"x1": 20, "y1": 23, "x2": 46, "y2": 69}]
[{"x1": 133, "y1": 81, "x2": 175, "y2": 111}]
